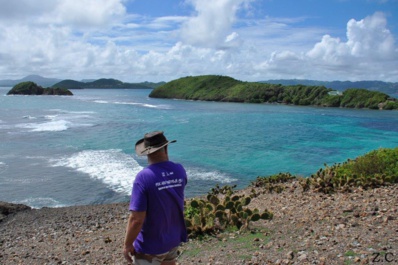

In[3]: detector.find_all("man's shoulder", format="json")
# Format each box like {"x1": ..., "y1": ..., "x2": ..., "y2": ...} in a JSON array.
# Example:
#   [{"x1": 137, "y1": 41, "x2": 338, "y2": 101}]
[
  {"x1": 135, "y1": 167, "x2": 156, "y2": 181},
  {"x1": 148, "y1": 160, "x2": 184, "y2": 168},
  {"x1": 168, "y1": 161, "x2": 186, "y2": 171}
]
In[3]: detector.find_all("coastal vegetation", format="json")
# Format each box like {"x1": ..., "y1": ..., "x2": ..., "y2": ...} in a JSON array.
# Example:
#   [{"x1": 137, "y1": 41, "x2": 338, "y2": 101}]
[
  {"x1": 150, "y1": 75, "x2": 398, "y2": 110},
  {"x1": 7, "y1": 81, "x2": 73, "y2": 96},
  {"x1": 261, "y1": 79, "x2": 398, "y2": 96},
  {"x1": 52, "y1": 78, "x2": 164, "y2": 89},
  {"x1": 1, "y1": 75, "x2": 397, "y2": 96},
  {"x1": 186, "y1": 147, "x2": 398, "y2": 238},
  {"x1": 252, "y1": 147, "x2": 398, "y2": 194}
]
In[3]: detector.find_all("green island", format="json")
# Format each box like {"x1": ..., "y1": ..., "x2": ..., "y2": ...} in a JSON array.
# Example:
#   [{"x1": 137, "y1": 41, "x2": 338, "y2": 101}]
[
  {"x1": 52, "y1": 78, "x2": 164, "y2": 89},
  {"x1": 7, "y1": 81, "x2": 73, "y2": 96},
  {"x1": 150, "y1": 75, "x2": 398, "y2": 110}
]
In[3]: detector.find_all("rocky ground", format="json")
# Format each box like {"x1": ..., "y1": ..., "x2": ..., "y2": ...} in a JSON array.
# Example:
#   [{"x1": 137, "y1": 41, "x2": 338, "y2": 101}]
[{"x1": 0, "y1": 181, "x2": 397, "y2": 265}]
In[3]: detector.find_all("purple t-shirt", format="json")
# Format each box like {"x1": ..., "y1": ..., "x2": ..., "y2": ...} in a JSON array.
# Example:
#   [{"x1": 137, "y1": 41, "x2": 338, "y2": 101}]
[{"x1": 129, "y1": 161, "x2": 188, "y2": 255}]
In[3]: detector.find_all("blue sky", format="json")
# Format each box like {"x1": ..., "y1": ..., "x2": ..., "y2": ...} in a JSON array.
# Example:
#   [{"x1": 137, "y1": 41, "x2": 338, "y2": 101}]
[{"x1": 0, "y1": 0, "x2": 397, "y2": 82}]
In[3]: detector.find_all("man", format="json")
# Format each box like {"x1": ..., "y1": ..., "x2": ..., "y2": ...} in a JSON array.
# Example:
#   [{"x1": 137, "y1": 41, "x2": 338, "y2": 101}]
[{"x1": 124, "y1": 131, "x2": 187, "y2": 265}]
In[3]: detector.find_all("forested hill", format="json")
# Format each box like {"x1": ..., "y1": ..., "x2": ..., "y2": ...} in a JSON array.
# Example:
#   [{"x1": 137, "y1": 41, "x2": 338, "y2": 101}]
[
  {"x1": 261, "y1": 79, "x2": 398, "y2": 96},
  {"x1": 52, "y1": 78, "x2": 165, "y2": 89},
  {"x1": 149, "y1": 75, "x2": 398, "y2": 110}
]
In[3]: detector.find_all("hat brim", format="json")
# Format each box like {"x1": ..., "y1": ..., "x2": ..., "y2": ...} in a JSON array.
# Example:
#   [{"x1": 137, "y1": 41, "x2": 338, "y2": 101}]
[{"x1": 135, "y1": 139, "x2": 176, "y2": 156}]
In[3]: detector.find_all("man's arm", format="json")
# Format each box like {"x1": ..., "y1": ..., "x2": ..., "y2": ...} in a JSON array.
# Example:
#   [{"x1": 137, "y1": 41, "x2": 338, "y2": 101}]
[{"x1": 123, "y1": 211, "x2": 146, "y2": 263}]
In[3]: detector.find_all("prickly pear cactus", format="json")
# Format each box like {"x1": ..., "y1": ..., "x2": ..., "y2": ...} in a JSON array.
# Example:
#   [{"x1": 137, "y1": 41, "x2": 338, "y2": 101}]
[{"x1": 184, "y1": 184, "x2": 273, "y2": 238}]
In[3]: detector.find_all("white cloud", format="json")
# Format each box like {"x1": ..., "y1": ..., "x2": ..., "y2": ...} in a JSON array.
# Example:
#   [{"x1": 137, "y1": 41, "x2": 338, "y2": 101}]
[
  {"x1": 307, "y1": 12, "x2": 396, "y2": 61},
  {"x1": 0, "y1": 0, "x2": 57, "y2": 20},
  {"x1": 53, "y1": 0, "x2": 126, "y2": 28},
  {"x1": 302, "y1": 12, "x2": 398, "y2": 80},
  {"x1": 0, "y1": 0, "x2": 397, "y2": 82},
  {"x1": 0, "y1": 0, "x2": 126, "y2": 28},
  {"x1": 347, "y1": 12, "x2": 395, "y2": 59},
  {"x1": 180, "y1": 0, "x2": 252, "y2": 48}
]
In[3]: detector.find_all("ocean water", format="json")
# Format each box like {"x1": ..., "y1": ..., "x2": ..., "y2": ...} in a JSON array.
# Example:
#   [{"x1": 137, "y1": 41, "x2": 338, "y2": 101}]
[{"x1": 1, "y1": 87, "x2": 397, "y2": 208}]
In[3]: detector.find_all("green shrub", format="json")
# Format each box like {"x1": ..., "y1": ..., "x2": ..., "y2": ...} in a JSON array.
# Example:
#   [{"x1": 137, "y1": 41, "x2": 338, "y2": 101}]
[
  {"x1": 383, "y1": 101, "x2": 398, "y2": 110},
  {"x1": 340, "y1": 89, "x2": 388, "y2": 109},
  {"x1": 311, "y1": 147, "x2": 398, "y2": 193}
]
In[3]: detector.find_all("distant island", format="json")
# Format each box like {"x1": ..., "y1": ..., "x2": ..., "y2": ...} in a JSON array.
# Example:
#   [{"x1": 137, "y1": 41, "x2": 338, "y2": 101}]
[
  {"x1": 7, "y1": 82, "x2": 73, "y2": 96},
  {"x1": 1, "y1": 75, "x2": 397, "y2": 96},
  {"x1": 0, "y1": 75, "x2": 165, "y2": 89},
  {"x1": 52, "y1": 78, "x2": 165, "y2": 89},
  {"x1": 150, "y1": 75, "x2": 398, "y2": 110},
  {"x1": 0, "y1": 75, "x2": 63, "y2": 88}
]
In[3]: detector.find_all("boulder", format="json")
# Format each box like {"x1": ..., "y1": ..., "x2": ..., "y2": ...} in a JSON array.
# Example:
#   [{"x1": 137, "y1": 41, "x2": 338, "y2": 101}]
[{"x1": 0, "y1": 201, "x2": 31, "y2": 222}]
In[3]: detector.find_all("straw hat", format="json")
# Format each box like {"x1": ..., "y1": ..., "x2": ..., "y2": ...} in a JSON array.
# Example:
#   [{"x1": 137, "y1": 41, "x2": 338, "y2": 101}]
[{"x1": 135, "y1": 131, "x2": 176, "y2": 156}]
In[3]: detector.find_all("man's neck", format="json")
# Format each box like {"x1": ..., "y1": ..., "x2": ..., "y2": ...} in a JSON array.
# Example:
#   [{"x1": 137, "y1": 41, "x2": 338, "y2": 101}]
[
  {"x1": 148, "y1": 156, "x2": 169, "y2": 165},
  {"x1": 147, "y1": 147, "x2": 169, "y2": 165}
]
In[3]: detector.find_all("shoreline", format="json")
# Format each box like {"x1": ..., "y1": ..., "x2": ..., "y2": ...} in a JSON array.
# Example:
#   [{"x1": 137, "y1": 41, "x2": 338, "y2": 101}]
[{"x1": 1, "y1": 181, "x2": 397, "y2": 264}]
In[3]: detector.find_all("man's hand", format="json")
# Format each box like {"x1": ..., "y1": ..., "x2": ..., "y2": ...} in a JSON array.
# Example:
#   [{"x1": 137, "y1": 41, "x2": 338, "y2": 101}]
[{"x1": 123, "y1": 245, "x2": 135, "y2": 264}]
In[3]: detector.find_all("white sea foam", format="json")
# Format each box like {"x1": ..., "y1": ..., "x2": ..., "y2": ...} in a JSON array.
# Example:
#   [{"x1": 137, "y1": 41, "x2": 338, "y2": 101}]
[
  {"x1": 49, "y1": 109, "x2": 96, "y2": 115},
  {"x1": 98, "y1": 100, "x2": 172, "y2": 109},
  {"x1": 114, "y1": 101, "x2": 141, "y2": 106},
  {"x1": 143, "y1": 103, "x2": 171, "y2": 109},
  {"x1": 186, "y1": 167, "x2": 237, "y2": 183},
  {"x1": 94, "y1": 100, "x2": 109, "y2": 104},
  {"x1": 15, "y1": 109, "x2": 96, "y2": 132},
  {"x1": 44, "y1": 115, "x2": 58, "y2": 120},
  {"x1": 117, "y1": 101, "x2": 171, "y2": 109},
  {"x1": 17, "y1": 120, "x2": 71, "y2": 132},
  {"x1": 69, "y1": 111, "x2": 96, "y2": 114},
  {"x1": 18, "y1": 197, "x2": 67, "y2": 209},
  {"x1": 0, "y1": 162, "x2": 7, "y2": 174},
  {"x1": 5, "y1": 176, "x2": 50, "y2": 185},
  {"x1": 22, "y1": 115, "x2": 37, "y2": 120},
  {"x1": 51, "y1": 149, "x2": 141, "y2": 195}
]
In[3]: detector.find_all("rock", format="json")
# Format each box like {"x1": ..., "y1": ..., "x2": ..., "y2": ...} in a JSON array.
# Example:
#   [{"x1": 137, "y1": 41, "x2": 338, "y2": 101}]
[
  {"x1": 0, "y1": 201, "x2": 31, "y2": 221},
  {"x1": 297, "y1": 253, "x2": 307, "y2": 262},
  {"x1": 336, "y1": 223, "x2": 346, "y2": 230},
  {"x1": 343, "y1": 207, "x2": 354, "y2": 213},
  {"x1": 383, "y1": 216, "x2": 394, "y2": 223}
]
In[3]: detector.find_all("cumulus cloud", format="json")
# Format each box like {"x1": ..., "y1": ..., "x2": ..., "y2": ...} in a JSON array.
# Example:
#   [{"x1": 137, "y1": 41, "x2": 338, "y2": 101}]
[
  {"x1": 0, "y1": 0, "x2": 397, "y2": 82},
  {"x1": 307, "y1": 12, "x2": 396, "y2": 62},
  {"x1": 53, "y1": 0, "x2": 126, "y2": 28},
  {"x1": 0, "y1": 0, "x2": 57, "y2": 20},
  {"x1": 302, "y1": 12, "x2": 397, "y2": 80},
  {"x1": 180, "y1": 0, "x2": 251, "y2": 48},
  {"x1": 0, "y1": 0, "x2": 129, "y2": 78},
  {"x1": 0, "y1": 0, "x2": 126, "y2": 28}
]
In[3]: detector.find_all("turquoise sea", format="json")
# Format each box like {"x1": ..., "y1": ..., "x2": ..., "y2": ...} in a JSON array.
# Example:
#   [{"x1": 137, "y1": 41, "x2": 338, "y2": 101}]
[{"x1": 1, "y1": 87, "x2": 397, "y2": 208}]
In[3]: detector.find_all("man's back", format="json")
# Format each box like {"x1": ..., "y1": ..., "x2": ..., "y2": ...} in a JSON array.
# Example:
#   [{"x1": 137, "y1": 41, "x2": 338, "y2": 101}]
[
  {"x1": 124, "y1": 131, "x2": 187, "y2": 265},
  {"x1": 129, "y1": 161, "x2": 187, "y2": 254}
]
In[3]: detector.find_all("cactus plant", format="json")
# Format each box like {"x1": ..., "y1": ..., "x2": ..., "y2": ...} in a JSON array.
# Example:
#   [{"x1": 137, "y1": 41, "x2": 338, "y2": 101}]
[{"x1": 184, "y1": 184, "x2": 274, "y2": 238}]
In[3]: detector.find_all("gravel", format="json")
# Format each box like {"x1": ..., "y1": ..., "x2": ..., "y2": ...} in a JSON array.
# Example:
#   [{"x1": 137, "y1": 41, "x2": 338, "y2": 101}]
[{"x1": 1, "y1": 181, "x2": 397, "y2": 265}]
